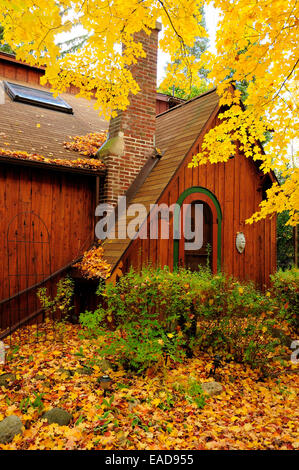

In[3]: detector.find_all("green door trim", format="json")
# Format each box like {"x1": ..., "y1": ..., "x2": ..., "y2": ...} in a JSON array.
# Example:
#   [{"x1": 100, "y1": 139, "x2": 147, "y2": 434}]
[{"x1": 173, "y1": 186, "x2": 222, "y2": 271}]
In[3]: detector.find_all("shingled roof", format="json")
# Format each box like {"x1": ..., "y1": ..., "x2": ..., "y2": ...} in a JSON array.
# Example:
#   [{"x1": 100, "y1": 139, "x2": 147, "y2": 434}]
[
  {"x1": 0, "y1": 77, "x2": 108, "y2": 162},
  {"x1": 102, "y1": 88, "x2": 219, "y2": 270}
]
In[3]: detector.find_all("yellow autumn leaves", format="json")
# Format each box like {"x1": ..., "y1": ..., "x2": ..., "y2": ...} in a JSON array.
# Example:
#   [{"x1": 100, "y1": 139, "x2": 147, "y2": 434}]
[
  {"x1": 74, "y1": 243, "x2": 111, "y2": 280},
  {"x1": 0, "y1": 148, "x2": 105, "y2": 171},
  {"x1": 0, "y1": 0, "x2": 204, "y2": 120},
  {"x1": 63, "y1": 132, "x2": 107, "y2": 157},
  {"x1": 0, "y1": 0, "x2": 297, "y2": 224},
  {"x1": 189, "y1": 0, "x2": 298, "y2": 225}
]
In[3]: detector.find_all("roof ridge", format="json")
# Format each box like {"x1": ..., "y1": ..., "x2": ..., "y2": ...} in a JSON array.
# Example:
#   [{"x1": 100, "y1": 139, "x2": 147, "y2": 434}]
[{"x1": 156, "y1": 87, "x2": 217, "y2": 118}]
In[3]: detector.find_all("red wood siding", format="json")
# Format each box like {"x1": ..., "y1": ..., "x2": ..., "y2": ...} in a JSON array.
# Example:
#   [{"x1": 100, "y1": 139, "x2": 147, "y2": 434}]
[
  {"x1": 0, "y1": 54, "x2": 79, "y2": 94},
  {"x1": 0, "y1": 164, "x2": 96, "y2": 330},
  {"x1": 119, "y1": 116, "x2": 276, "y2": 288}
]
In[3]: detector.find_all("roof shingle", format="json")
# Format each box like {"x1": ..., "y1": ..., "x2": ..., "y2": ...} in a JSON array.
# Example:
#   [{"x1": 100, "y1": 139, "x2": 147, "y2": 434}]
[{"x1": 0, "y1": 77, "x2": 108, "y2": 161}]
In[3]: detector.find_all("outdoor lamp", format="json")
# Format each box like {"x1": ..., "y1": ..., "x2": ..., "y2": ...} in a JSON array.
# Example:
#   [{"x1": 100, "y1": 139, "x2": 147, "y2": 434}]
[
  {"x1": 98, "y1": 375, "x2": 112, "y2": 396},
  {"x1": 209, "y1": 355, "x2": 222, "y2": 377}
]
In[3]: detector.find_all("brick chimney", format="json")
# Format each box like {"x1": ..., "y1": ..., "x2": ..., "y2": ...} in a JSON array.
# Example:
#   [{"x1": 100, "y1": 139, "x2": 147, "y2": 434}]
[{"x1": 98, "y1": 22, "x2": 162, "y2": 207}]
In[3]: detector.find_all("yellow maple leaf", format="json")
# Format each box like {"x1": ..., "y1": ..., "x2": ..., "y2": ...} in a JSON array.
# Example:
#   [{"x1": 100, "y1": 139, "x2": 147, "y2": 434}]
[
  {"x1": 244, "y1": 423, "x2": 252, "y2": 432},
  {"x1": 151, "y1": 398, "x2": 160, "y2": 407}
]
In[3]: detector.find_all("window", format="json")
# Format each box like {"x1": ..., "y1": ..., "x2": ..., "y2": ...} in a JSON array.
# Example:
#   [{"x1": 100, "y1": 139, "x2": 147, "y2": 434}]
[{"x1": 4, "y1": 81, "x2": 73, "y2": 114}]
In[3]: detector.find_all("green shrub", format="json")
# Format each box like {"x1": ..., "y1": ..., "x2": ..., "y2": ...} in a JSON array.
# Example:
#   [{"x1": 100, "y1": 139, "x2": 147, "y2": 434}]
[
  {"x1": 196, "y1": 315, "x2": 280, "y2": 368},
  {"x1": 37, "y1": 276, "x2": 74, "y2": 321},
  {"x1": 271, "y1": 268, "x2": 299, "y2": 330},
  {"x1": 276, "y1": 211, "x2": 294, "y2": 270},
  {"x1": 80, "y1": 266, "x2": 193, "y2": 373},
  {"x1": 186, "y1": 378, "x2": 206, "y2": 409},
  {"x1": 80, "y1": 266, "x2": 289, "y2": 372}
]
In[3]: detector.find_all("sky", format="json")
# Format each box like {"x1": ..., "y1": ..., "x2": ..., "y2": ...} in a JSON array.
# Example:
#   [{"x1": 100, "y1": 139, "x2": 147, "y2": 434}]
[{"x1": 157, "y1": 3, "x2": 219, "y2": 84}]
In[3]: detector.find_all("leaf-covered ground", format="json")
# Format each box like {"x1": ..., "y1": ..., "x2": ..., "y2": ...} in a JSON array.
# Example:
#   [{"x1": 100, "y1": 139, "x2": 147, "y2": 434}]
[{"x1": 0, "y1": 322, "x2": 298, "y2": 450}]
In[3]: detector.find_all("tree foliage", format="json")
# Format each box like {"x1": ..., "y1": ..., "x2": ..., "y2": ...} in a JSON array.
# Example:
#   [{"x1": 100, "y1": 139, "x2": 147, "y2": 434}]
[
  {"x1": 188, "y1": 0, "x2": 298, "y2": 226},
  {"x1": 159, "y1": 5, "x2": 209, "y2": 99},
  {"x1": 0, "y1": 25, "x2": 13, "y2": 53},
  {"x1": 277, "y1": 211, "x2": 295, "y2": 270},
  {"x1": 0, "y1": 0, "x2": 297, "y2": 224}
]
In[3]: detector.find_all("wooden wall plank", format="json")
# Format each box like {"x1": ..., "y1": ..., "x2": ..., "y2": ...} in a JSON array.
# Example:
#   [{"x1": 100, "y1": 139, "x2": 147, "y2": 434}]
[
  {"x1": 0, "y1": 164, "x2": 97, "y2": 330},
  {"x1": 121, "y1": 139, "x2": 275, "y2": 287}
]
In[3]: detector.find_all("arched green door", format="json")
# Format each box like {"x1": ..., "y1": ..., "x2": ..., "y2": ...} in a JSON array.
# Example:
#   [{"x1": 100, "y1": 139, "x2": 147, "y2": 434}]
[{"x1": 173, "y1": 187, "x2": 222, "y2": 273}]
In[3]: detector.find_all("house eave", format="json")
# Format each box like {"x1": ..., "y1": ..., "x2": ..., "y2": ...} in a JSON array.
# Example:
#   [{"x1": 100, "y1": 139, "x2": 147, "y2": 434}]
[{"x1": 0, "y1": 154, "x2": 106, "y2": 176}]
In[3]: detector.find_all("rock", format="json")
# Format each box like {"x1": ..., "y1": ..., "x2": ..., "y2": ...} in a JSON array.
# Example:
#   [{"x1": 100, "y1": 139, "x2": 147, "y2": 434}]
[
  {"x1": 57, "y1": 368, "x2": 73, "y2": 378},
  {"x1": 43, "y1": 408, "x2": 72, "y2": 426},
  {"x1": 128, "y1": 399, "x2": 141, "y2": 412},
  {"x1": 75, "y1": 367, "x2": 93, "y2": 376},
  {"x1": 98, "y1": 359, "x2": 114, "y2": 372},
  {"x1": 0, "y1": 415, "x2": 23, "y2": 444},
  {"x1": 34, "y1": 374, "x2": 46, "y2": 381},
  {"x1": 0, "y1": 373, "x2": 16, "y2": 388},
  {"x1": 201, "y1": 381, "x2": 223, "y2": 397},
  {"x1": 42, "y1": 381, "x2": 52, "y2": 389}
]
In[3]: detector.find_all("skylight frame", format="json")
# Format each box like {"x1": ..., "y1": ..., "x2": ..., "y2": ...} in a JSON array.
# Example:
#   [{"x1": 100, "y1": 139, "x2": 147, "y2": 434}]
[{"x1": 4, "y1": 81, "x2": 73, "y2": 114}]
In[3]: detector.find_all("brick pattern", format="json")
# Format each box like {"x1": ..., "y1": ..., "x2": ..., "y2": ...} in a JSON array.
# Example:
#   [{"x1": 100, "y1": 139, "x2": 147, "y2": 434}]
[{"x1": 102, "y1": 28, "x2": 159, "y2": 206}]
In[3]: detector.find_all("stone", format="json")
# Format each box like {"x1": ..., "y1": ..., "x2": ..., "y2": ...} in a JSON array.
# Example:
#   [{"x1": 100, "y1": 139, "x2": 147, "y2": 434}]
[
  {"x1": 0, "y1": 415, "x2": 23, "y2": 444},
  {"x1": 43, "y1": 408, "x2": 72, "y2": 426},
  {"x1": 98, "y1": 359, "x2": 114, "y2": 372},
  {"x1": 0, "y1": 373, "x2": 16, "y2": 388},
  {"x1": 57, "y1": 368, "x2": 73, "y2": 378},
  {"x1": 35, "y1": 374, "x2": 46, "y2": 381},
  {"x1": 201, "y1": 381, "x2": 223, "y2": 397},
  {"x1": 42, "y1": 381, "x2": 52, "y2": 389},
  {"x1": 75, "y1": 367, "x2": 93, "y2": 376},
  {"x1": 128, "y1": 399, "x2": 141, "y2": 412}
]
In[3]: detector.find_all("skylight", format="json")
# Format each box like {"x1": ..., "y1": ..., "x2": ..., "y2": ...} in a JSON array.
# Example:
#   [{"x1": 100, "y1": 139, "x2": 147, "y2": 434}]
[{"x1": 4, "y1": 81, "x2": 73, "y2": 114}]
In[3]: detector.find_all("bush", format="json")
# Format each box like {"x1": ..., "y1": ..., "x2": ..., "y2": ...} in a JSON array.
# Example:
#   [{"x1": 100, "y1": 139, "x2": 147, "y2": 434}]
[
  {"x1": 80, "y1": 266, "x2": 193, "y2": 373},
  {"x1": 196, "y1": 315, "x2": 280, "y2": 368},
  {"x1": 80, "y1": 266, "x2": 284, "y2": 372},
  {"x1": 271, "y1": 268, "x2": 299, "y2": 331},
  {"x1": 37, "y1": 276, "x2": 74, "y2": 321}
]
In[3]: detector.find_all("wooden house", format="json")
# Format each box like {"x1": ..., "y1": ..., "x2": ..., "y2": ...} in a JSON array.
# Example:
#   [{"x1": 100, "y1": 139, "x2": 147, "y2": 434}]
[
  {"x1": 0, "y1": 52, "x2": 108, "y2": 333},
  {"x1": 0, "y1": 22, "x2": 276, "y2": 335},
  {"x1": 98, "y1": 24, "x2": 277, "y2": 288}
]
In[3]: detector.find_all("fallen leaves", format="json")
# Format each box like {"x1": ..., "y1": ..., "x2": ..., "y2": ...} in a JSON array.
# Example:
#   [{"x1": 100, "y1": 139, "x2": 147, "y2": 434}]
[
  {"x1": 63, "y1": 132, "x2": 107, "y2": 157},
  {"x1": 0, "y1": 148, "x2": 105, "y2": 171},
  {"x1": 0, "y1": 321, "x2": 298, "y2": 450},
  {"x1": 73, "y1": 243, "x2": 111, "y2": 280}
]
